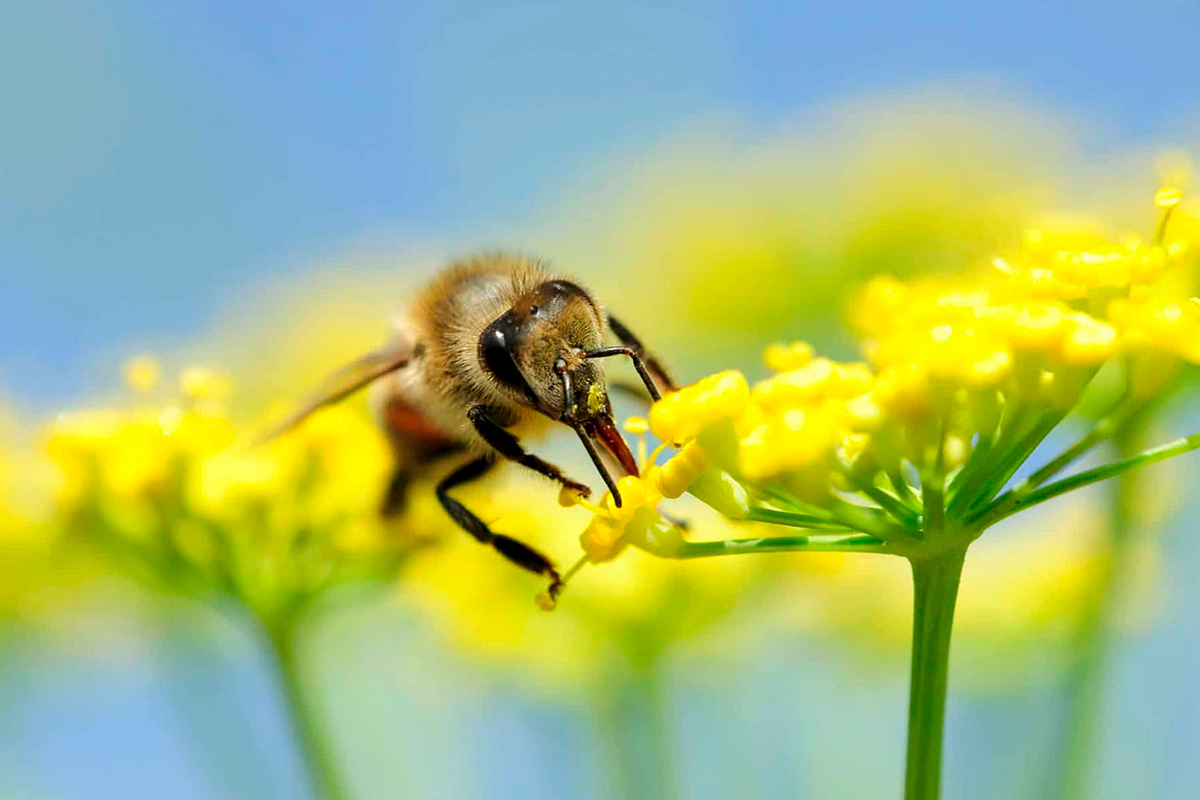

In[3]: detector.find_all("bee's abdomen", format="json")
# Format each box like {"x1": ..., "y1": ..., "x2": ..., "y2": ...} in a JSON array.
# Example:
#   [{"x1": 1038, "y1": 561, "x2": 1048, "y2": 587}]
[{"x1": 380, "y1": 395, "x2": 465, "y2": 463}]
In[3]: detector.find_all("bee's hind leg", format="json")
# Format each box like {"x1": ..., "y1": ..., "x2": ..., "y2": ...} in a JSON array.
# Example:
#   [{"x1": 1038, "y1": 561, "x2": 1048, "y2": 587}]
[
  {"x1": 435, "y1": 456, "x2": 564, "y2": 600},
  {"x1": 380, "y1": 467, "x2": 412, "y2": 518}
]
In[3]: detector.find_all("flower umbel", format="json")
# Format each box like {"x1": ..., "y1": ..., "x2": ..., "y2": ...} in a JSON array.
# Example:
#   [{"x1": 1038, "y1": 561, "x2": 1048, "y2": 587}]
[
  {"x1": 567, "y1": 189, "x2": 1200, "y2": 570},
  {"x1": 562, "y1": 188, "x2": 1200, "y2": 800},
  {"x1": 46, "y1": 361, "x2": 410, "y2": 619}
]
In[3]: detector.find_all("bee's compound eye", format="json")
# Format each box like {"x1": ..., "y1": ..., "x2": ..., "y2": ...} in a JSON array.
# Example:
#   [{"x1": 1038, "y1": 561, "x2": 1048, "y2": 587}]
[
  {"x1": 546, "y1": 280, "x2": 587, "y2": 300},
  {"x1": 479, "y1": 320, "x2": 539, "y2": 404}
]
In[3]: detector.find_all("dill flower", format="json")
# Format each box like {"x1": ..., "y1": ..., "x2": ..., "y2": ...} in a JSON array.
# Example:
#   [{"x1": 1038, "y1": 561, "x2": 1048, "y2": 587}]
[
  {"x1": 0, "y1": 403, "x2": 64, "y2": 615},
  {"x1": 558, "y1": 188, "x2": 1200, "y2": 800},
  {"x1": 45, "y1": 362, "x2": 407, "y2": 619}
]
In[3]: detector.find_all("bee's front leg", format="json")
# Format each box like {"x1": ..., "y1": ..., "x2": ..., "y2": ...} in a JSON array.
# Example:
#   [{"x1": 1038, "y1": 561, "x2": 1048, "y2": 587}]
[
  {"x1": 466, "y1": 406, "x2": 592, "y2": 498},
  {"x1": 435, "y1": 456, "x2": 565, "y2": 600}
]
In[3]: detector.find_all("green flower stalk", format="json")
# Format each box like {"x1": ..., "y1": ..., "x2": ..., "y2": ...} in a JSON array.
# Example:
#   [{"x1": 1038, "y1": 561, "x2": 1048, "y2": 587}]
[{"x1": 558, "y1": 188, "x2": 1200, "y2": 799}]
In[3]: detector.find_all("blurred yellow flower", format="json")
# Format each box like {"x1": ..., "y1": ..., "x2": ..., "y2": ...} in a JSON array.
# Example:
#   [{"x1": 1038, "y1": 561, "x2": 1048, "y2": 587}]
[
  {"x1": 179, "y1": 366, "x2": 233, "y2": 403},
  {"x1": 123, "y1": 356, "x2": 161, "y2": 394},
  {"x1": 0, "y1": 401, "x2": 73, "y2": 616},
  {"x1": 45, "y1": 365, "x2": 412, "y2": 618}
]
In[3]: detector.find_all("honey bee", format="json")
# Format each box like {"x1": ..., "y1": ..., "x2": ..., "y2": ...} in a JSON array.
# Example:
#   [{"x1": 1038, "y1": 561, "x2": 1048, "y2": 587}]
[{"x1": 267, "y1": 252, "x2": 674, "y2": 602}]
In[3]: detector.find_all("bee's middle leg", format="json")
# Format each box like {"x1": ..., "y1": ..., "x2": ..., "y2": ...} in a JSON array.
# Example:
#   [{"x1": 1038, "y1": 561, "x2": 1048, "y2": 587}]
[{"x1": 435, "y1": 455, "x2": 564, "y2": 594}]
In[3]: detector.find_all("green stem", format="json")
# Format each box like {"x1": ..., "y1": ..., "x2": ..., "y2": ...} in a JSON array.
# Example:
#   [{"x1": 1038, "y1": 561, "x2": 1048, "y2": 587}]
[
  {"x1": 858, "y1": 480, "x2": 922, "y2": 529},
  {"x1": 674, "y1": 533, "x2": 889, "y2": 559},
  {"x1": 1051, "y1": 420, "x2": 1146, "y2": 800},
  {"x1": 946, "y1": 401, "x2": 1029, "y2": 517},
  {"x1": 744, "y1": 506, "x2": 852, "y2": 530},
  {"x1": 964, "y1": 410, "x2": 1065, "y2": 516},
  {"x1": 265, "y1": 615, "x2": 350, "y2": 800},
  {"x1": 1013, "y1": 407, "x2": 1135, "y2": 496},
  {"x1": 904, "y1": 548, "x2": 966, "y2": 800},
  {"x1": 971, "y1": 428, "x2": 1200, "y2": 529},
  {"x1": 887, "y1": 462, "x2": 921, "y2": 507},
  {"x1": 921, "y1": 473, "x2": 945, "y2": 538}
]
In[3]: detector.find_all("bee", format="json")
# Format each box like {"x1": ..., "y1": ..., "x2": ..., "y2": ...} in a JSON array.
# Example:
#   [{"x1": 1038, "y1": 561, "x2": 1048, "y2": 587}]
[{"x1": 266, "y1": 252, "x2": 675, "y2": 603}]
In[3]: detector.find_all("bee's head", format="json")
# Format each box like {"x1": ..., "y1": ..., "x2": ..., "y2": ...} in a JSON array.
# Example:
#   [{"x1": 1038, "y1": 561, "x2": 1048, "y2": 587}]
[
  {"x1": 477, "y1": 279, "x2": 639, "y2": 481},
  {"x1": 478, "y1": 279, "x2": 605, "y2": 418}
]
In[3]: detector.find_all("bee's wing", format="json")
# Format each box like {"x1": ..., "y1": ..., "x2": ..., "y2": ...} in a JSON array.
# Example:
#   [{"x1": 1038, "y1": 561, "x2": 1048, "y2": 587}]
[{"x1": 257, "y1": 333, "x2": 415, "y2": 443}]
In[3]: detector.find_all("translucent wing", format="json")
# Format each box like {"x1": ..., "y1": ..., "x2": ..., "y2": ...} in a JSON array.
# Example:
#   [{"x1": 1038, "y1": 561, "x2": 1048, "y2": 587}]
[{"x1": 257, "y1": 333, "x2": 415, "y2": 443}]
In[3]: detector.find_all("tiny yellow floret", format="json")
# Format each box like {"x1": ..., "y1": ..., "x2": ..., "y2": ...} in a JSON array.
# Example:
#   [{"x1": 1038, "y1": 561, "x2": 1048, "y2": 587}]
[
  {"x1": 764, "y1": 341, "x2": 814, "y2": 372},
  {"x1": 123, "y1": 356, "x2": 161, "y2": 393},
  {"x1": 649, "y1": 370, "x2": 749, "y2": 443},
  {"x1": 1154, "y1": 186, "x2": 1183, "y2": 210},
  {"x1": 179, "y1": 367, "x2": 232, "y2": 401},
  {"x1": 1058, "y1": 314, "x2": 1119, "y2": 365}
]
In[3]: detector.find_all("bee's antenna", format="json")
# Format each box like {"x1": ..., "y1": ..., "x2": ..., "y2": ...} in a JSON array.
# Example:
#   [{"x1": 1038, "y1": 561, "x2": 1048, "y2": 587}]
[{"x1": 583, "y1": 346, "x2": 662, "y2": 402}]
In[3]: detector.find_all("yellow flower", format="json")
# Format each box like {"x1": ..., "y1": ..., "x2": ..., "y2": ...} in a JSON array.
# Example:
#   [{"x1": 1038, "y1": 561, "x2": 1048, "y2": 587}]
[
  {"x1": 738, "y1": 405, "x2": 843, "y2": 481},
  {"x1": 0, "y1": 402, "x2": 79, "y2": 619},
  {"x1": 46, "y1": 364, "x2": 402, "y2": 617},
  {"x1": 123, "y1": 356, "x2": 161, "y2": 394},
  {"x1": 573, "y1": 186, "x2": 1200, "y2": 570},
  {"x1": 648, "y1": 370, "x2": 749, "y2": 443},
  {"x1": 1108, "y1": 292, "x2": 1200, "y2": 364},
  {"x1": 1057, "y1": 312, "x2": 1119, "y2": 366},
  {"x1": 992, "y1": 190, "x2": 1190, "y2": 302},
  {"x1": 179, "y1": 366, "x2": 233, "y2": 402},
  {"x1": 763, "y1": 341, "x2": 815, "y2": 372}
]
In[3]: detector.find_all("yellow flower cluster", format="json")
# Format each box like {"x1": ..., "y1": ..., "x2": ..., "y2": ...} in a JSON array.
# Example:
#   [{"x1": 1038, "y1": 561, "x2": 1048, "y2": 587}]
[
  {"x1": 992, "y1": 188, "x2": 1187, "y2": 299},
  {"x1": 45, "y1": 360, "x2": 405, "y2": 615},
  {"x1": 855, "y1": 277, "x2": 1121, "y2": 393},
  {"x1": 569, "y1": 433, "x2": 706, "y2": 565},
  {"x1": 646, "y1": 355, "x2": 879, "y2": 492},
  {"x1": 1107, "y1": 294, "x2": 1200, "y2": 364},
  {"x1": 566, "y1": 188, "x2": 1200, "y2": 562},
  {"x1": 550, "y1": 412, "x2": 752, "y2": 576}
]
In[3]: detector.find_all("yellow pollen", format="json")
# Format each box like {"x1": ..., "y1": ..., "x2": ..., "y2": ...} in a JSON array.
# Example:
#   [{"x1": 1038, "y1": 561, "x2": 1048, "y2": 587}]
[
  {"x1": 586, "y1": 383, "x2": 606, "y2": 415},
  {"x1": 649, "y1": 370, "x2": 749, "y2": 443}
]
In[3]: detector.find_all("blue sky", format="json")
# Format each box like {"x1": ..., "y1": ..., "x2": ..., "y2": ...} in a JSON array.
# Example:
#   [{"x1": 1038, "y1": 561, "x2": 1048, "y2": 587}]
[{"x1": 2, "y1": 0, "x2": 1199, "y2": 404}]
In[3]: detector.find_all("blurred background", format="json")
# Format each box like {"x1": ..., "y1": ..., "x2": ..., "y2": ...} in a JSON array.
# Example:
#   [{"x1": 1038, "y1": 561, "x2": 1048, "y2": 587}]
[{"x1": 3, "y1": 1, "x2": 1200, "y2": 798}]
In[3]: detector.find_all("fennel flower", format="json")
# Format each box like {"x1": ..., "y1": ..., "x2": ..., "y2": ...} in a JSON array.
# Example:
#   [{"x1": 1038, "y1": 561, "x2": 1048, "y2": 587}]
[{"x1": 559, "y1": 187, "x2": 1200, "y2": 800}]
